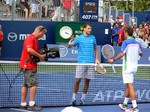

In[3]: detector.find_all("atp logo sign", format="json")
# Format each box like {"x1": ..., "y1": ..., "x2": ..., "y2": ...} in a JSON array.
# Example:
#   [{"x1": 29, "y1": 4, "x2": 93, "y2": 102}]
[{"x1": 8, "y1": 32, "x2": 17, "y2": 42}]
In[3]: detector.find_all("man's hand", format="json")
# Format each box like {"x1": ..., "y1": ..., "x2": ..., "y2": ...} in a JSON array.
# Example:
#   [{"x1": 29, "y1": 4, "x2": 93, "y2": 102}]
[
  {"x1": 68, "y1": 35, "x2": 75, "y2": 48},
  {"x1": 70, "y1": 35, "x2": 75, "y2": 41},
  {"x1": 95, "y1": 59, "x2": 100, "y2": 65},
  {"x1": 108, "y1": 58, "x2": 114, "y2": 64},
  {"x1": 39, "y1": 54, "x2": 45, "y2": 61}
]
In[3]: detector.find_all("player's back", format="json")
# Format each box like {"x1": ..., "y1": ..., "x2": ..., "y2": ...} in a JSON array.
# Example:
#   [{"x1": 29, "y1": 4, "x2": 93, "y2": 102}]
[{"x1": 122, "y1": 38, "x2": 142, "y2": 73}]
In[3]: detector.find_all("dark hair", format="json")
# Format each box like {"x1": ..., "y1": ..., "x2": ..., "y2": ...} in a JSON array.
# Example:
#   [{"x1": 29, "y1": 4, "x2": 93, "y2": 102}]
[
  {"x1": 83, "y1": 23, "x2": 92, "y2": 28},
  {"x1": 124, "y1": 26, "x2": 133, "y2": 36},
  {"x1": 113, "y1": 23, "x2": 118, "y2": 27}
]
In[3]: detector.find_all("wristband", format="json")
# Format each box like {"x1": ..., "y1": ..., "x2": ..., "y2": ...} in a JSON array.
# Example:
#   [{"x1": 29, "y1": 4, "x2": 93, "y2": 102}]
[{"x1": 113, "y1": 58, "x2": 116, "y2": 62}]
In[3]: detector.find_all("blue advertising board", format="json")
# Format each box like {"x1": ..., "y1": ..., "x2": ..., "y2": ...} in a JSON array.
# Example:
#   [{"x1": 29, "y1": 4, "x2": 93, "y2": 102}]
[
  {"x1": 0, "y1": 21, "x2": 111, "y2": 60},
  {"x1": 101, "y1": 46, "x2": 150, "y2": 64},
  {"x1": 0, "y1": 21, "x2": 149, "y2": 64},
  {"x1": 55, "y1": 22, "x2": 111, "y2": 45},
  {"x1": 47, "y1": 44, "x2": 101, "y2": 62},
  {"x1": 47, "y1": 44, "x2": 150, "y2": 64},
  {"x1": 79, "y1": 0, "x2": 99, "y2": 22},
  {"x1": 0, "y1": 21, "x2": 55, "y2": 60}
]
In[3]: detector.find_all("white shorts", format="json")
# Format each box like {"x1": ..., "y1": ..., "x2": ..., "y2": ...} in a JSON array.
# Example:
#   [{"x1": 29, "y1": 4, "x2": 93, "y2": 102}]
[
  {"x1": 31, "y1": 4, "x2": 39, "y2": 13},
  {"x1": 5, "y1": 0, "x2": 12, "y2": 6},
  {"x1": 123, "y1": 71, "x2": 135, "y2": 84},
  {"x1": 76, "y1": 65, "x2": 94, "y2": 79}
]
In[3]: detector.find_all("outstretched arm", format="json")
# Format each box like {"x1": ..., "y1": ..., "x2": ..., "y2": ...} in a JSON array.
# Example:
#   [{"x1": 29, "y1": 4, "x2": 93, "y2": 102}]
[{"x1": 108, "y1": 52, "x2": 125, "y2": 63}]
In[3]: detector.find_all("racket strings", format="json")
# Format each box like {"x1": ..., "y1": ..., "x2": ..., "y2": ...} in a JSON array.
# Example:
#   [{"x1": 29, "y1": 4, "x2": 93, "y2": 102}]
[
  {"x1": 102, "y1": 46, "x2": 115, "y2": 59},
  {"x1": 101, "y1": 44, "x2": 116, "y2": 74}
]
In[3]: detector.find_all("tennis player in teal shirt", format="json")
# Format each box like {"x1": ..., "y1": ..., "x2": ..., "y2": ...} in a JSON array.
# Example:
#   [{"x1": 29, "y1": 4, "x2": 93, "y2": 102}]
[{"x1": 68, "y1": 23, "x2": 100, "y2": 105}]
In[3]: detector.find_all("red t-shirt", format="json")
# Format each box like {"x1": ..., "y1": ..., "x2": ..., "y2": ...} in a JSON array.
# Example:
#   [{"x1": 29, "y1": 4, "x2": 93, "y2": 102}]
[
  {"x1": 144, "y1": 28, "x2": 148, "y2": 35},
  {"x1": 20, "y1": 34, "x2": 39, "y2": 70},
  {"x1": 62, "y1": 0, "x2": 72, "y2": 9},
  {"x1": 0, "y1": 31, "x2": 3, "y2": 41},
  {"x1": 118, "y1": 28, "x2": 125, "y2": 45}
]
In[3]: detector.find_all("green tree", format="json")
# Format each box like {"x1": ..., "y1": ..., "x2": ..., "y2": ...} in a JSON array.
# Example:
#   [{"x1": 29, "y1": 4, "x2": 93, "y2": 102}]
[{"x1": 110, "y1": 0, "x2": 150, "y2": 12}]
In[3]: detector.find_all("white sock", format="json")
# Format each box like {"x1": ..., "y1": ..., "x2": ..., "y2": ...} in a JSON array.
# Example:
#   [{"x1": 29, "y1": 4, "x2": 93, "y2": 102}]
[
  {"x1": 132, "y1": 100, "x2": 137, "y2": 108},
  {"x1": 81, "y1": 93, "x2": 86, "y2": 100},
  {"x1": 29, "y1": 101, "x2": 35, "y2": 106},
  {"x1": 123, "y1": 97, "x2": 129, "y2": 105},
  {"x1": 21, "y1": 102, "x2": 27, "y2": 106},
  {"x1": 72, "y1": 93, "x2": 76, "y2": 100}
]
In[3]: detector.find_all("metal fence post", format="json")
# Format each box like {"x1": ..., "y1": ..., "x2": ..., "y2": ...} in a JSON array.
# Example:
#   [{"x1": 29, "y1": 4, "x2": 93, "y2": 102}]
[
  {"x1": 73, "y1": 0, "x2": 79, "y2": 22},
  {"x1": 109, "y1": 6, "x2": 117, "y2": 22},
  {"x1": 39, "y1": 0, "x2": 42, "y2": 21},
  {"x1": 103, "y1": 2, "x2": 110, "y2": 22},
  {"x1": 11, "y1": 0, "x2": 16, "y2": 21},
  {"x1": 117, "y1": 10, "x2": 124, "y2": 17},
  {"x1": 123, "y1": 13, "x2": 131, "y2": 25}
]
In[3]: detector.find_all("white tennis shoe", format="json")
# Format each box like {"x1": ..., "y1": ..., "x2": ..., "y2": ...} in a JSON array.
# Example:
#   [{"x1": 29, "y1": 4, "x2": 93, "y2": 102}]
[
  {"x1": 125, "y1": 107, "x2": 139, "y2": 112},
  {"x1": 119, "y1": 103, "x2": 127, "y2": 111}
]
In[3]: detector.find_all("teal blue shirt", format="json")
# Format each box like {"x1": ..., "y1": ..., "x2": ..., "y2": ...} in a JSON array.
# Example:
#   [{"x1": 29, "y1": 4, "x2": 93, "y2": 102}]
[{"x1": 73, "y1": 34, "x2": 96, "y2": 63}]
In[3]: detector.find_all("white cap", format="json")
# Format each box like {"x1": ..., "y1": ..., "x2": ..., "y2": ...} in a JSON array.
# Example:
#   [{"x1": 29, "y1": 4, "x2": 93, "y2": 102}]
[{"x1": 61, "y1": 107, "x2": 82, "y2": 112}]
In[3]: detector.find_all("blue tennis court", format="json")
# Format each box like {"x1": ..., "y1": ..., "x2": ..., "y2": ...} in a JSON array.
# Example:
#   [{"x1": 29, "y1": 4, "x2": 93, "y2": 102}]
[
  {"x1": 1, "y1": 103, "x2": 150, "y2": 112},
  {"x1": 1, "y1": 72, "x2": 150, "y2": 107},
  {"x1": 0, "y1": 62, "x2": 150, "y2": 111}
]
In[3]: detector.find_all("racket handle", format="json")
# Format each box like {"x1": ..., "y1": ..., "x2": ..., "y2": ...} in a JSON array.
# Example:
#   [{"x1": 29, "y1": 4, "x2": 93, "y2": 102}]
[{"x1": 111, "y1": 64, "x2": 116, "y2": 74}]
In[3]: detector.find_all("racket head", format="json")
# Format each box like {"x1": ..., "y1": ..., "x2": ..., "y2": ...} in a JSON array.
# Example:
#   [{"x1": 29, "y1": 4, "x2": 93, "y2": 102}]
[
  {"x1": 95, "y1": 64, "x2": 107, "y2": 74},
  {"x1": 101, "y1": 44, "x2": 115, "y2": 59}
]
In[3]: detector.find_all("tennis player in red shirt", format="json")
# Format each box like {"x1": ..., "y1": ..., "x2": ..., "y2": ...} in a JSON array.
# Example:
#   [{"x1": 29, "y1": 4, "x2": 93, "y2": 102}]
[{"x1": 20, "y1": 26, "x2": 47, "y2": 111}]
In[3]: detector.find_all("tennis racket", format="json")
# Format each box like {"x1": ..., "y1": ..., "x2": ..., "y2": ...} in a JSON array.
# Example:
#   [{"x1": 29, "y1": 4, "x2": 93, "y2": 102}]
[
  {"x1": 101, "y1": 44, "x2": 116, "y2": 74},
  {"x1": 95, "y1": 64, "x2": 106, "y2": 74}
]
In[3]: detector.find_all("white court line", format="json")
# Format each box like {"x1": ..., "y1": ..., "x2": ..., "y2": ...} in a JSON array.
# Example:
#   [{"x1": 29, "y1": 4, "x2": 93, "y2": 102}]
[{"x1": 10, "y1": 108, "x2": 34, "y2": 112}]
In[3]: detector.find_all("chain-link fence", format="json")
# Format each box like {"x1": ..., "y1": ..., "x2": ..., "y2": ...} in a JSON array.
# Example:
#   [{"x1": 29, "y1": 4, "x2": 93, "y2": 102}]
[
  {"x1": 0, "y1": 0, "x2": 138, "y2": 25},
  {"x1": 0, "y1": 0, "x2": 79, "y2": 21}
]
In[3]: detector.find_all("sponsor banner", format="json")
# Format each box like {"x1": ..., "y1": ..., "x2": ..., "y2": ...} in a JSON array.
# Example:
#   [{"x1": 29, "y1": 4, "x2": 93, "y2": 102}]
[
  {"x1": 0, "y1": 21, "x2": 149, "y2": 64},
  {"x1": 79, "y1": 0, "x2": 99, "y2": 22},
  {"x1": 47, "y1": 44, "x2": 101, "y2": 62},
  {"x1": 55, "y1": 22, "x2": 111, "y2": 45},
  {"x1": 0, "y1": 21, "x2": 111, "y2": 60},
  {"x1": 0, "y1": 21, "x2": 55, "y2": 60},
  {"x1": 55, "y1": 22, "x2": 84, "y2": 44},
  {"x1": 48, "y1": 44, "x2": 150, "y2": 64}
]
